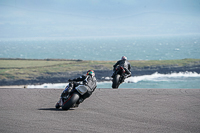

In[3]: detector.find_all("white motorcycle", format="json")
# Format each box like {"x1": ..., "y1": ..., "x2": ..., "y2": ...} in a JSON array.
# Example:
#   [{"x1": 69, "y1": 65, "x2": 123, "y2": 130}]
[{"x1": 56, "y1": 81, "x2": 90, "y2": 110}]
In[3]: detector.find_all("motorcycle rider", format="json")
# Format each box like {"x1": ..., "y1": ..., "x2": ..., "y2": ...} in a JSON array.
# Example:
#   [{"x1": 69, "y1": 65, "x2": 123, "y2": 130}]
[
  {"x1": 55, "y1": 70, "x2": 97, "y2": 109},
  {"x1": 111, "y1": 56, "x2": 131, "y2": 81}
]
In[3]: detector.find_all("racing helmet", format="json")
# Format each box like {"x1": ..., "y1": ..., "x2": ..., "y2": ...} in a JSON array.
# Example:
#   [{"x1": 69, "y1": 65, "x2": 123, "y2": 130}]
[
  {"x1": 121, "y1": 56, "x2": 127, "y2": 60},
  {"x1": 86, "y1": 70, "x2": 95, "y2": 76}
]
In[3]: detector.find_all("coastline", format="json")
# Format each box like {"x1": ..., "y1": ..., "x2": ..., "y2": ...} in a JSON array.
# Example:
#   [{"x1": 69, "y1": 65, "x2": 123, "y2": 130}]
[{"x1": 1, "y1": 64, "x2": 200, "y2": 86}]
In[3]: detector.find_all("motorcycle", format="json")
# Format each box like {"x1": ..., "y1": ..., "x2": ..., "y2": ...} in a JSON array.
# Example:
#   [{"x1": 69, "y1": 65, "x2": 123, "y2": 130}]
[
  {"x1": 112, "y1": 66, "x2": 126, "y2": 89},
  {"x1": 56, "y1": 81, "x2": 90, "y2": 110}
]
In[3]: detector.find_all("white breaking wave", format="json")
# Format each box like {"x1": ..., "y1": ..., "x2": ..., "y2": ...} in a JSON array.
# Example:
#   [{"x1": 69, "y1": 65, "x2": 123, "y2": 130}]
[
  {"x1": 27, "y1": 72, "x2": 200, "y2": 89},
  {"x1": 125, "y1": 71, "x2": 200, "y2": 83}
]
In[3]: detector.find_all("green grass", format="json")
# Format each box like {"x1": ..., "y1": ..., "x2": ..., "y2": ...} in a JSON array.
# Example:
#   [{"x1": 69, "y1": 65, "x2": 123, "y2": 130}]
[
  {"x1": 129, "y1": 58, "x2": 200, "y2": 68},
  {"x1": 0, "y1": 58, "x2": 200, "y2": 80}
]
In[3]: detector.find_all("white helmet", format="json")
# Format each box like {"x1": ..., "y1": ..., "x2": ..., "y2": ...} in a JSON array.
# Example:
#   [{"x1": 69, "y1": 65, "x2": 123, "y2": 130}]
[{"x1": 121, "y1": 56, "x2": 127, "y2": 60}]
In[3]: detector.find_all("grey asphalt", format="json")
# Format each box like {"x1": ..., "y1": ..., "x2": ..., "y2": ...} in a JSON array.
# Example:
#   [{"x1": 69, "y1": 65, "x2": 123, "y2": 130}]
[{"x1": 0, "y1": 88, "x2": 200, "y2": 133}]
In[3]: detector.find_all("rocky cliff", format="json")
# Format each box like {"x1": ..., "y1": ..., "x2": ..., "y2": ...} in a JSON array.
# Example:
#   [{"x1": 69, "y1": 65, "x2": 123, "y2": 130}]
[{"x1": 1, "y1": 64, "x2": 200, "y2": 86}]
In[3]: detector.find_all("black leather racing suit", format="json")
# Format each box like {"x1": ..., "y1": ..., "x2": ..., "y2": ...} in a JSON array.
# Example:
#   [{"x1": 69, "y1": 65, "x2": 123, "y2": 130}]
[
  {"x1": 62, "y1": 75, "x2": 97, "y2": 101},
  {"x1": 113, "y1": 59, "x2": 131, "y2": 78},
  {"x1": 70, "y1": 75, "x2": 97, "y2": 94}
]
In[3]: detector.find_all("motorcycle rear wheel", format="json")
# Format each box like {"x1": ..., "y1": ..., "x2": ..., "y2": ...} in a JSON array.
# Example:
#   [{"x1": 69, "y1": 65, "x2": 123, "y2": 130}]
[
  {"x1": 62, "y1": 92, "x2": 80, "y2": 110},
  {"x1": 112, "y1": 74, "x2": 120, "y2": 89}
]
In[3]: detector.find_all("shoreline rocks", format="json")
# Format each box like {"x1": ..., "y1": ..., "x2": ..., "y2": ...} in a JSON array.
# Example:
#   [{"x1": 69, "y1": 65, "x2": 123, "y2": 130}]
[{"x1": 1, "y1": 65, "x2": 200, "y2": 86}]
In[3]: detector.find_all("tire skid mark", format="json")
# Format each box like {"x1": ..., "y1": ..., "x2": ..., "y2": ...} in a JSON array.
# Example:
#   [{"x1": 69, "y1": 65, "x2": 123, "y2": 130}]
[
  {"x1": 93, "y1": 89, "x2": 131, "y2": 109},
  {"x1": 38, "y1": 89, "x2": 53, "y2": 99},
  {"x1": 185, "y1": 89, "x2": 200, "y2": 100},
  {"x1": 179, "y1": 89, "x2": 187, "y2": 94},
  {"x1": 93, "y1": 89, "x2": 114, "y2": 105},
  {"x1": 94, "y1": 89, "x2": 152, "y2": 109}
]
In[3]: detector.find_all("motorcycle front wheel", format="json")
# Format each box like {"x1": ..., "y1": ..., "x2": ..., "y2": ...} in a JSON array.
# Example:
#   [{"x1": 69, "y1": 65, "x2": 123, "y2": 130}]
[
  {"x1": 62, "y1": 92, "x2": 80, "y2": 110},
  {"x1": 112, "y1": 74, "x2": 120, "y2": 89}
]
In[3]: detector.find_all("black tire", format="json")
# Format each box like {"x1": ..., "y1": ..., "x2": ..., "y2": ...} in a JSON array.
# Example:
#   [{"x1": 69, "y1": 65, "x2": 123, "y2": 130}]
[
  {"x1": 62, "y1": 92, "x2": 80, "y2": 110},
  {"x1": 112, "y1": 74, "x2": 120, "y2": 89}
]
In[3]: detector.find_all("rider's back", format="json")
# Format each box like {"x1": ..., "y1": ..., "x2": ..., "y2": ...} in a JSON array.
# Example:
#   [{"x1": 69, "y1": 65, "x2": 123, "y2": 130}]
[
  {"x1": 116, "y1": 60, "x2": 130, "y2": 70},
  {"x1": 84, "y1": 75, "x2": 97, "y2": 92}
]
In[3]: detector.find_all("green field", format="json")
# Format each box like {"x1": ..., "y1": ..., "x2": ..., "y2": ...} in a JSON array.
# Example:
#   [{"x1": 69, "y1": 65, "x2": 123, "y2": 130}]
[{"x1": 0, "y1": 58, "x2": 200, "y2": 81}]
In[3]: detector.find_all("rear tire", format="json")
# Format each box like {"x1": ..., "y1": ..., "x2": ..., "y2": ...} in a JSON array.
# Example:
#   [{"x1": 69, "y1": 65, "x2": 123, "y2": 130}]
[
  {"x1": 112, "y1": 74, "x2": 120, "y2": 89},
  {"x1": 62, "y1": 92, "x2": 80, "y2": 110}
]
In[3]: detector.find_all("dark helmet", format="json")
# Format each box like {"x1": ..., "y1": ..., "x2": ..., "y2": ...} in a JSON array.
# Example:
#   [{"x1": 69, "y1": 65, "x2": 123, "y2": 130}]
[{"x1": 86, "y1": 70, "x2": 95, "y2": 76}]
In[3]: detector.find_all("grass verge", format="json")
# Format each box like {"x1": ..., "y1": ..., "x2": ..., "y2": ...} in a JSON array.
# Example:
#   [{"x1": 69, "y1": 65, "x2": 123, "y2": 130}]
[{"x1": 0, "y1": 58, "x2": 200, "y2": 81}]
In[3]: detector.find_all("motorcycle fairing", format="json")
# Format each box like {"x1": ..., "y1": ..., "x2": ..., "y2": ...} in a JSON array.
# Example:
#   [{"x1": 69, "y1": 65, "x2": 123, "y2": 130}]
[{"x1": 75, "y1": 85, "x2": 89, "y2": 95}]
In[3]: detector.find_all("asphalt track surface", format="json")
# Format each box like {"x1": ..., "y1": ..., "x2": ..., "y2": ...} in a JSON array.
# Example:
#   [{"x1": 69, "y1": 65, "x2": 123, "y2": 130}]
[{"x1": 0, "y1": 88, "x2": 200, "y2": 133}]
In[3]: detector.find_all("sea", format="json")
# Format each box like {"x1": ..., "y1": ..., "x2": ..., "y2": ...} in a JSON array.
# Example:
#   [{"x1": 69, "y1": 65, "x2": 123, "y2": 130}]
[{"x1": 1, "y1": 34, "x2": 200, "y2": 89}]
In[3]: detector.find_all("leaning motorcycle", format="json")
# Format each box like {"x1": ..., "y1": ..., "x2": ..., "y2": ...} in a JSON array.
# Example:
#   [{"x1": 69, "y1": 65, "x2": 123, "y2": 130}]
[
  {"x1": 112, "y1": 66, "x2": 126, "y2": 89},
  {"x1": 56, "y1": 81, "x2": 89, "y2": 110}
]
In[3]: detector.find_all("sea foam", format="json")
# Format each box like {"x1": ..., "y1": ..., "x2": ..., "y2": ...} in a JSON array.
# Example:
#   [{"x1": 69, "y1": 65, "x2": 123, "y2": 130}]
[
  {"x1": 125, "y1": 71, "x2": 200, "y2": 83},
  {"x1": 27, "y1": 72, "x2": 200, "y2": 89}
]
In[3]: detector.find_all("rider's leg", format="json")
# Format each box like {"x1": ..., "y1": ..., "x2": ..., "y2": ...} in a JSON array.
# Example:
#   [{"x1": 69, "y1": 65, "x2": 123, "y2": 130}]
[
  {"x1": 124, "y1": 68, "x2": 131, "y2": 78},
  {"x1": 111, "y1": 67, "x2": 117, "y2": 78},
  {"x1": 111, "y1": 70, "x2": 115, "y2": 78},
  {"x1": 72, "y1": 91, "x2": 91, "y2": 108},
  {"x1": 55, "y1": 97, "x2": 62, "y2": 109}
]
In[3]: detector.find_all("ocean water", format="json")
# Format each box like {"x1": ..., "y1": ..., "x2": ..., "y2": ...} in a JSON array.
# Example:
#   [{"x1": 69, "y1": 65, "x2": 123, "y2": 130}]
[
  {"x1": 1, "y1": 35, "x2": 200, "y2": 61},
  {"x1": 1, "y1": 35, "x2": 200, "y2": 89}
]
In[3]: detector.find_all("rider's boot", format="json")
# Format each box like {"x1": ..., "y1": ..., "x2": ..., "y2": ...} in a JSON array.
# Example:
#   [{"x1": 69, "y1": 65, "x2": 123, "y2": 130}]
[
  {"x1": 72, "y1": 103, "x2": 79, "y2": 108},
  {"x1": 111, "y1": 71, "x2": 115, "y2": 78},
  {"x1": 55, "y1": 98, "x2": 62, "y2": 109},
  {"x1": 72, "y1": 98, "x2": 84, "y2": 108},
  {"x1": 55, "y1": 102, "x2": 60, "y2": 109},
  {"x1": 120, "y1": 75, "x2": 125, "y2": 83},
  {"x1": 125, "y1": 74, "x2": 131, "y2": 79}
]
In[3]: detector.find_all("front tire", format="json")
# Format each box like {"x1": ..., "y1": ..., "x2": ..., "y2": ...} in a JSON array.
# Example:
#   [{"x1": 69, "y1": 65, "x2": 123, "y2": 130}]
[
  {"x1": 62, "y1": 92, "x2": 80, "y2": 110},
  {"x1": 112, "y1": 74, "x2": 120, "y2": 89}
]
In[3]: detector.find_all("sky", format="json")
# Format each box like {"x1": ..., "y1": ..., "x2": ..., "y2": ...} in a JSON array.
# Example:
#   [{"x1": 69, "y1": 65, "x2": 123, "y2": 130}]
[{"x1": 0, "y1": 0, "x2": 200, "y2": 39}]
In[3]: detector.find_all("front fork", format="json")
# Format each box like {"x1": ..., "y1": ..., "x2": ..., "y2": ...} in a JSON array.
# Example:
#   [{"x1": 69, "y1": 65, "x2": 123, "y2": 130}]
[{"x1": 57, "y1": 83, "x2": 74, "y2": 106}]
